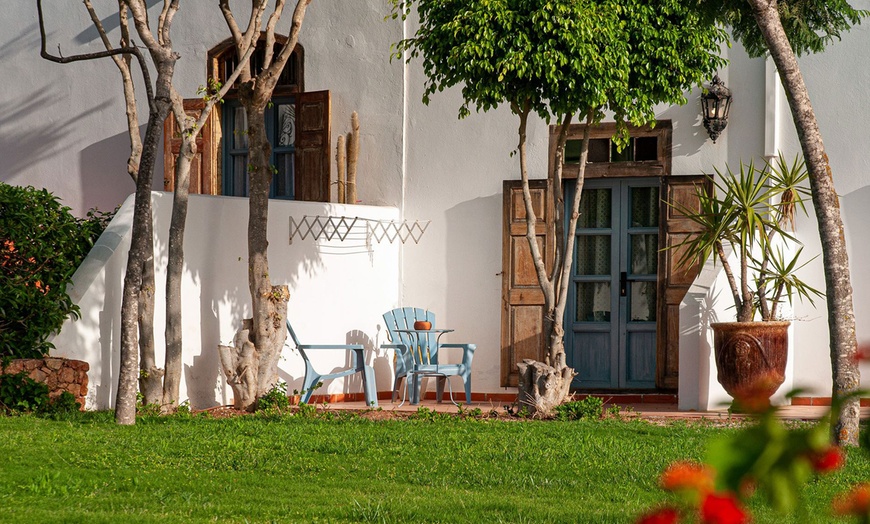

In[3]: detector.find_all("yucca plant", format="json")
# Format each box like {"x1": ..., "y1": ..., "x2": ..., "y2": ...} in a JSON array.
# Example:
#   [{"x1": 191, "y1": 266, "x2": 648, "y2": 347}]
[{"x1": 675, "y1": 154, "x2": 823, "y2": 322}]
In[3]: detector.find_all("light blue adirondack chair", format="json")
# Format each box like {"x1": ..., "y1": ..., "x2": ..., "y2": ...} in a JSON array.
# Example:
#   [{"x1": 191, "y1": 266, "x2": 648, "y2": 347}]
[
  {"x1": 285, "y1": 320, "x2": 378, "y2": 407},
  {"x1": 381, "y1": 307, "x2": 475, "y2": 404}
]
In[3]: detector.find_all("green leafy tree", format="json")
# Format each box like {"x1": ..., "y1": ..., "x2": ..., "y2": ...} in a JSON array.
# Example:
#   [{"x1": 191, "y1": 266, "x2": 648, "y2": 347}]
[
  {"x1": 697, "y1": 0, "x2": 867, "y2": 446},
  {"x1": 392, "y1": 0, "x2": 725, "y2": 414}
]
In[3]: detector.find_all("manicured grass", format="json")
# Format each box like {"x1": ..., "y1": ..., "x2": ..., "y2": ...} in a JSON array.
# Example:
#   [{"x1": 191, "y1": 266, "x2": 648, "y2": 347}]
[{"x1": 0, "y1": 411, "x2": 867, "y2": 523}]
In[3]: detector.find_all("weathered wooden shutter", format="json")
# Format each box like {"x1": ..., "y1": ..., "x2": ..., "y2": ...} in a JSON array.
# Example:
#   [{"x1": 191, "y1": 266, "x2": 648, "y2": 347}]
[
  {"x1": 501, "y1": 180, "x2": 554, "y2": 387},
  {"x1": 656, "y1": 175, "x2": 711, "y2": 389},
  {"x1": 295, "y1": 90, "x2": 331, "y2": 202},
  {"x1": 162, "y1": 99, "x2": 219, "y2": 194}
]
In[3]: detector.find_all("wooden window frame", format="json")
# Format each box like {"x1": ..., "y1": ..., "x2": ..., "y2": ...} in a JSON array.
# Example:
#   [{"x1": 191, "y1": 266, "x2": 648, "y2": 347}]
[{"x1": 549, "y1": 121, "x2": 672, "y2": 180}]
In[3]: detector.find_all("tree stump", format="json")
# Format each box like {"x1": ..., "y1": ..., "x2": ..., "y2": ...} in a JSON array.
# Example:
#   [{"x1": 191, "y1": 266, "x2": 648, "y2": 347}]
[{"x1": 516, "y1": 359, "x2": 574, "y2": 417}]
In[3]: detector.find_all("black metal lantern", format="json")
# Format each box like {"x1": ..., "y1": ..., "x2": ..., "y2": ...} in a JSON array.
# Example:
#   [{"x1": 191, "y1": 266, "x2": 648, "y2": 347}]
[{"x1": 701, "y1": 75, "x2": 732, "y2": 143}]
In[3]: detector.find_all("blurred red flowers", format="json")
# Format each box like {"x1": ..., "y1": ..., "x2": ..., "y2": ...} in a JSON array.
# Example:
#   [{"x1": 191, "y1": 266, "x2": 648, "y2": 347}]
[
  {"x1": 636, "y1": 506, "x2": 680, "y2": 524},
  {"x1": 700, "y1": 492, "x2": 749, "y2": 524}
]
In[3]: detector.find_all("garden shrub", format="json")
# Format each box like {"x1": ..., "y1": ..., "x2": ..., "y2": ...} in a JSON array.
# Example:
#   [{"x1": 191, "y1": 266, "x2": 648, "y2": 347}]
[
  {"x1": 0, "y1": 183, "x2": 110, "y2": 359},
  {"x1": 0, "y1": 372, "x2": 81, "y2": 415},
  {"x1": 555, "y1": 396, "x2": 604, "y2": 421},
  {"x1": 257, "y1": 382, "x2": 291, "y2": 412}
]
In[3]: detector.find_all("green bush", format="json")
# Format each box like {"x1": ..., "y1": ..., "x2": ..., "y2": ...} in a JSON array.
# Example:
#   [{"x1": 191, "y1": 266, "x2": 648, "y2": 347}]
[
  {"x1": 0, "y1": 183, "x2": 110, "y2": 359},
  {"x1": 0, "y1": 372, "x2": 81, "y2": 415},
  {"x1": 555, "y1": 396, "x2": 604, "y2": 421},
  {"x1": 257, "y1": 382, "x2": 290, "y2": 412}
]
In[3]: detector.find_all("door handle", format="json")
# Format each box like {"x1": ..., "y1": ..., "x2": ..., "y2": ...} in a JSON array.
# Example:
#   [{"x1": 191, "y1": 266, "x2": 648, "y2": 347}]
[{"x1": 620, "y1": 272, "x2": 628, "y2": 297}]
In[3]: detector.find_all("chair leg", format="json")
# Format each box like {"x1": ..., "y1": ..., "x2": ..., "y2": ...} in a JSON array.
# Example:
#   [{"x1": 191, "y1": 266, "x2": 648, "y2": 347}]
[
  {"x1": 435, "y1": 376, "x2": 446, "y2": 403},
  {"x1": 361, "y1": 365, "x2": 378, "y2": 407},
  {"x1": 392, "y1": 376, "x2": 404, "y2": 403},
  {"x1": 462, "y1": 373, "x2": 472, "y2": 405},
  {"x1": 301, "y1": 370, "x2": 320, "y2": 404},
  {"x1": 411, "y1": 374, "x2": 421, "y2": 405}
]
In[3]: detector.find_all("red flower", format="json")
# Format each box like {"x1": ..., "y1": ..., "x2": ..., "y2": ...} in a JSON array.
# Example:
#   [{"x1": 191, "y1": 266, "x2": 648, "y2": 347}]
[
  {"x1": 833, "y1": 483, "x2": 870, "y2": 517},
  {"x1": 854, "y1": 345, "x2": 870, "y2": 364},
  {"x1": 660, "y1": 461, "x2": 715, "y2": 494},
  {"x1": 637, "y1": 507, "x2": 680, "y2": 524},
  {"x1": 700, "y1": 493, "x2": 749, "y2": 524},
  {"x1": 809, "y1": 446, "x2": 845, "y2": 473}
]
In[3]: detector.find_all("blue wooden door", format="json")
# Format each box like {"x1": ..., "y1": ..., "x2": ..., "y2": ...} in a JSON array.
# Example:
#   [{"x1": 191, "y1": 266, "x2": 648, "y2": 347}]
[{"x1": 566, "y1": 178, "x2": 660, "y2": 389}]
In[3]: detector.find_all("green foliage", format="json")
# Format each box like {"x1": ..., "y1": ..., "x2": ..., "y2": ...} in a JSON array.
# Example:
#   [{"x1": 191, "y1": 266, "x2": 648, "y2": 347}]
[
  {"x1": 698, "y1": 0, "x2": 868, "y2": 58},
  {"x1": 0, "y1": 372, "x2": 49, "y2": 414},
  {"x1": 257, "y1": 382, "x2": 290, "y2": 412},
  {"x1": 391, "y1": 0, "x2": 726, "y2": 135},
  {"x1": 555, "y1": 396, "x2": 604, "y2": 421},
  {"x1": 0, "y1": 372, "x2": 80, "y2": 415},
  {"x1": 0, "y1": 184, "x2": 109, "y2": 359},
  {"x1": 672, "y1": 155, "x2": 822, "y2": 321}
]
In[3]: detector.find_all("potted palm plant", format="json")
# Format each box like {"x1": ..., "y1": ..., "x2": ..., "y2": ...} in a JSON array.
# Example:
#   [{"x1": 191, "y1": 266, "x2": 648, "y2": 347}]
[{"x1": 676, "y1": 154, "x2": 823, "y2": 401}]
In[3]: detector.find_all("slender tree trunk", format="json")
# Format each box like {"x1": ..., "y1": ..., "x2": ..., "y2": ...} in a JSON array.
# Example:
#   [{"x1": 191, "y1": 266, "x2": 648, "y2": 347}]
[
  {"x1": 162, "y1": 138, "x2": 194, "y2": 412},
  {"x1": 749, "y1": 0, "x2": 859, "y2": 445},
  {"x1": 138, "y1": 235, "x2": 163, "y2": 405},
  {"x1": 117, "y1": 103, "x2": 169, "y2": 424},
  {"x1": 513, "y1": 105, "x2": 579, "y2": 415}
]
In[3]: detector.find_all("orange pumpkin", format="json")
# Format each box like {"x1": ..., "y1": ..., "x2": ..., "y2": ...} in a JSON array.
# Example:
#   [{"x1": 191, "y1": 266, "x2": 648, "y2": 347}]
[{"x1": 414, "y1": 320, "x2": 432, "y2": 331}]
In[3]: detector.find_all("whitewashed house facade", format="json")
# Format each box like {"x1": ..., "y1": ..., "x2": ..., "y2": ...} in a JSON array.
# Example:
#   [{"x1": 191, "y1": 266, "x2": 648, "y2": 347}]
[{"x1": 3, "y1": 0, "x2": 870, "y2": 410}]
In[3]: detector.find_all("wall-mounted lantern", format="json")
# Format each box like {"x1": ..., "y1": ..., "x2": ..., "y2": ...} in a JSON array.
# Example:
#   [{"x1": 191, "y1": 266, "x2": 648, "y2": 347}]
[{"x1": 701, "y1": 75, "x2": 732, "y2": 143}]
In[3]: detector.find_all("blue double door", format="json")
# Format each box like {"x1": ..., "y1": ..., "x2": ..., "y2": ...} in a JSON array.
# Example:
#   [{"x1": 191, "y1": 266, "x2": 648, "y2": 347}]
[{"x1": 566, "y1": 178, "x2": 660, "y2": 389}]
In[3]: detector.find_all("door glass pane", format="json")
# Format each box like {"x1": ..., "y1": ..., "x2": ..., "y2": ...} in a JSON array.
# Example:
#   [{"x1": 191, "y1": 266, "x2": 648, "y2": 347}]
[
  {"x1": 630, "y1": 281, "x2": 657, "y2": 321},
  {"x1": 277, "y1": 104, "x2": 295, "y2": 147},
  {"x1": 233, "y1": 107, "x2": 248, "y2": 149},
  {"x1": 232, "y1": 155, "x2": 248, "y2": 196},
  {"x1": 576, "y1": 282, "x2": 611, "y2": 322},
  {"x1": 576, "y1": 235, "x2": 611, "y2": 275},
  {"x1": 630, "y1": 186, "x2": 659, "y2": 227},
  {"x1": 275, "y1": 153, "x2": 294, "y2": 198},
  {"x1": 579, "y1": 188, "x2": 611, "y2": 228},
  {"x1": 630, "y1": 234, "x2": 658, "y2": 275}
]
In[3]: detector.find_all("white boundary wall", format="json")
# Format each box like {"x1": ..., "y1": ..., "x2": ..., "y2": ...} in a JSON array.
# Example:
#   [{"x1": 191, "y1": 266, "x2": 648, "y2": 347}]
[{"x1": 51, "y1": 192, "x2": 401, "y2": 410}]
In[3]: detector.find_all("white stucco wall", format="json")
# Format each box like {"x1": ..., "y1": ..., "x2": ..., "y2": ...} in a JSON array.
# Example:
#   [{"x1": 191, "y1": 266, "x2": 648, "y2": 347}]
[
  {"x1": 7, "y1": 0, "x2": 870, "y2": 406},
  {"x1": 51, "y1": 193, "x2": 400, "y2": 409}
]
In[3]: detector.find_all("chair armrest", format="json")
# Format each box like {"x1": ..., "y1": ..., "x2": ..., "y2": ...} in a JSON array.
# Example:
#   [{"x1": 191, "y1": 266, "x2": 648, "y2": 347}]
[
  {"x1": 298, "y1": 344, "x2": 365, "y2": 350},
  {"x1": 440, "y1": 343, "x2": 476, "y2": 366},
  {"x1": 380, "y1": 343, "x2": 409, "y2": 352}
]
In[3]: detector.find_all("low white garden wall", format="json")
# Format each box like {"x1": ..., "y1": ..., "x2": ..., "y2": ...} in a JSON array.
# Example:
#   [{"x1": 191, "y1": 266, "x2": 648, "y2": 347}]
[{"x1": 51, "y1": 192, "x2": 401, "y2": 410}]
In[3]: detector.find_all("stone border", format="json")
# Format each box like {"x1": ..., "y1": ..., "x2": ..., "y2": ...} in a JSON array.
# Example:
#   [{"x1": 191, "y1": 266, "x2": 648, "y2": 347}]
[{"x1": 2, "y1": 358, "x2": 89, "y2": 410}]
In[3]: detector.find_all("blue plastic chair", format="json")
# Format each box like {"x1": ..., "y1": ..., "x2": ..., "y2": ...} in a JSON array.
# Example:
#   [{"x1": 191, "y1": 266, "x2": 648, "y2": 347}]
[
  {"x1": 381, "y1": 308, "x2": 475, "y2": 404},
  {"x1": 285, "y1": 320, "x2": 378, "y2": 407}
]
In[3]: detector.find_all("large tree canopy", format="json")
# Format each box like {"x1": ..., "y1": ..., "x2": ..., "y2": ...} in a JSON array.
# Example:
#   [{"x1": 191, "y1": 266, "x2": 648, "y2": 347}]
[{"x1": 393, "y1": 0, "x2": 727, "y2": 133}]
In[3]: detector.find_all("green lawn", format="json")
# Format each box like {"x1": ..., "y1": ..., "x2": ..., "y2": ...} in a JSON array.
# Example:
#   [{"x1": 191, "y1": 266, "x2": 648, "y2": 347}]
[{"x1": 0, "y1": 411, "x2": 867, "y2": 523}]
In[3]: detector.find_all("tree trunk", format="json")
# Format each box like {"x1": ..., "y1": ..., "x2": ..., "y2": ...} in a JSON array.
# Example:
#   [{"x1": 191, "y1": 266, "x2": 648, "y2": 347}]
[
  {"x1": 137, "y1": 235, "x2": 163, "y2": 406},
  {"x1": 162, "y1": 137, "x2": 195, "y2": 413},
  {"x1": 749, "y1": 0, "x2": 859, "y2": 445},
  {"x1": 513, "y1": 104, "x2": 577, "y2": 415},
  {"x1": 116, "y1": 103, "x2": 169, "y2": 425},
  {"x1": 216, "y1": 98, "x2": 290, "y2": 411}
]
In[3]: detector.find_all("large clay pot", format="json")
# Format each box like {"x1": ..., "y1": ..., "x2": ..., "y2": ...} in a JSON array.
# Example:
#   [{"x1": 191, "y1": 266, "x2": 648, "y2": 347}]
[{"x1": 711, "y1": 321, "x2": 790, "y2": 399}]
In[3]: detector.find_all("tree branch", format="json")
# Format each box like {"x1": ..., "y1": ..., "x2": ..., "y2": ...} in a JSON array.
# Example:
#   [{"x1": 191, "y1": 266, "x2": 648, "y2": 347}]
[{"x1": 37, "y1": 0, "x2": 155, "y2": 112}]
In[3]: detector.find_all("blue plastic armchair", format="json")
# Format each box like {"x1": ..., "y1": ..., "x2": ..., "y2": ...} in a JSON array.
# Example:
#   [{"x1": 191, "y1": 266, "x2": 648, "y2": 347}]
[
  {"x1": 381, "y1": 307, "x2": 475, "y2": 404},
  {"x1": 285, "y1": 320, "x2": 378, "y2": 407}
]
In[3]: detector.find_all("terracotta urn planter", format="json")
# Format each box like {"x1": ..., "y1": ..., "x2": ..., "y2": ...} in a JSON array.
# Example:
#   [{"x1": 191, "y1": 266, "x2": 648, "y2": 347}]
[
  {"x1": 712, "y1": 321, "x2": 790, "y2": 400},
  {"x1": 413, "y1": 320, "x2": 432, "y2": 331}
]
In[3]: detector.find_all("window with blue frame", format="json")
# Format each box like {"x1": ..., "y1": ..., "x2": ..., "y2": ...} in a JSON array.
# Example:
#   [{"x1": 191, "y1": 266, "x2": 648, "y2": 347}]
[{"x1": 222, "y1": 99, "x2": 296, "y2": 199}]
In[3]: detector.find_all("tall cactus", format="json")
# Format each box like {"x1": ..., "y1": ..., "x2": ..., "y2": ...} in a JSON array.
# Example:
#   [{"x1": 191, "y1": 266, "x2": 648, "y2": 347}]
[
  {"x1": 335, "y1": 134, "x2": 346, "y2": 203},
  {"x1": 346, "y1": 111, "x2": 360, "y2": 204}
]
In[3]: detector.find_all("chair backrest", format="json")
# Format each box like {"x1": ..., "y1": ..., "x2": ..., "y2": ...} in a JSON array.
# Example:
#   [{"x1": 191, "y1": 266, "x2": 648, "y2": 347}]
[{"x1": 382, "y1": 307, "x2": 439, "y2": 364}]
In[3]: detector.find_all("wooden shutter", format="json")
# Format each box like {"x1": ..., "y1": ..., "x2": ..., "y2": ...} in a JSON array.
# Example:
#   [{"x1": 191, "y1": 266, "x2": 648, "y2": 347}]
[
  {"x1": 295, "y1": 90, "x2": 331, "y2": 202},
  {"x1": 162, "y1": 99, "x2": 219, "y2": 194},
  {"x1": 656, "y1": 175, "x2": 711, "y2": 389},
  {"x1": 501, "y1": 180, "x2": 554, "y2": 387}
]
